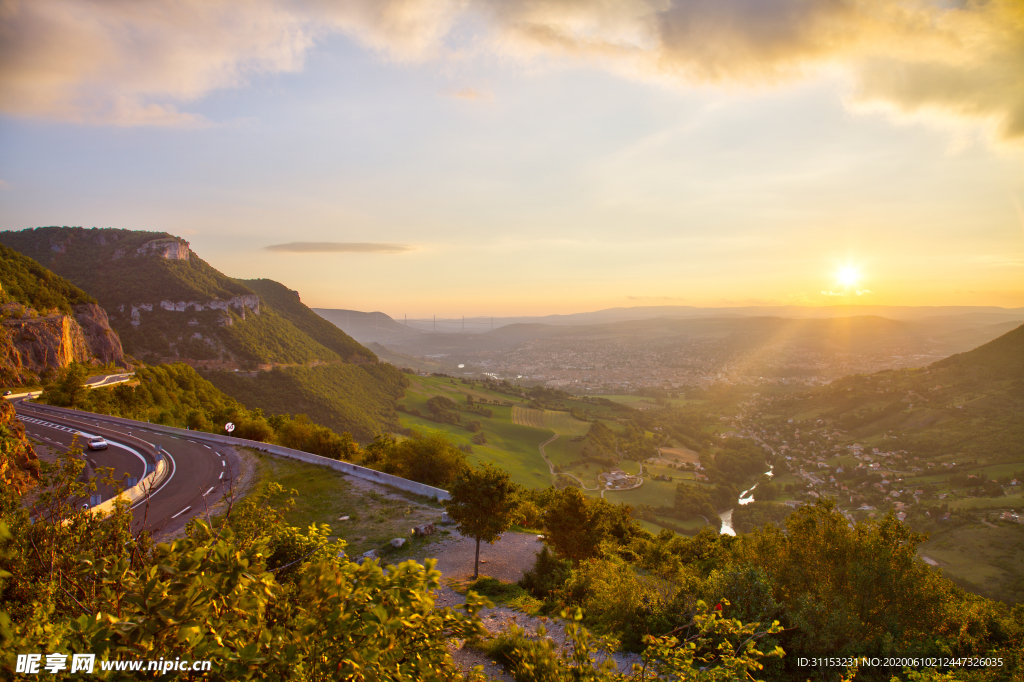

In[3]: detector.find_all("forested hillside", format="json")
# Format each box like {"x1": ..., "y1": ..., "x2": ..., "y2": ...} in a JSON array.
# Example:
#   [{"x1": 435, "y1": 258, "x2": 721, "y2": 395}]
[
  {"x1": 0, "y1": 244, "x2": 96, "y2": 314},
  {"x1": 1, "y1": 227, "x2": 404, "y2": 439},
  {"x1": 765, "y1": 322, "x2": 1024, "y2": 464},
  {"x1": 238, "y1": 278, "x2": 374, "y2": 363},
  {"x1": 0, "y1": 226, "x2": 364, "y2": 367},
  {"x1": 206, "y1": 362, "x2": 408, "y2": 442}
]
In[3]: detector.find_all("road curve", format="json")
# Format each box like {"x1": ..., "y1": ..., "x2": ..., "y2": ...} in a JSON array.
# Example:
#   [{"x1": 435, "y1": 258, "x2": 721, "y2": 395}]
[{"x1": 15, "y1": 401, "x2": 242, "y2": 537}]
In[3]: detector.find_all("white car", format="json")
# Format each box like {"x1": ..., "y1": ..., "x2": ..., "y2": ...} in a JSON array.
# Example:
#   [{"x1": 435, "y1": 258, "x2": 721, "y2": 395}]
[{"x1": 87, "y1": 436, "x2": 108, "y2": 451}]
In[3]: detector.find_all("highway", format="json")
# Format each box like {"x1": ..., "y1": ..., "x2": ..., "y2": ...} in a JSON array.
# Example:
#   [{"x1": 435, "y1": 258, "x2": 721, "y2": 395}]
[{"x1": 14, "y1": 400, "x2": 243, "y2": 536}]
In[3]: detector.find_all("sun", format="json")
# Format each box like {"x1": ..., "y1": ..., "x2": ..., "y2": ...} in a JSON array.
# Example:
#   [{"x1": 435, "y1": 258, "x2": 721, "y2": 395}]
[{"x1": 837, "y1": 265, "x2": 860, "y2": 288}]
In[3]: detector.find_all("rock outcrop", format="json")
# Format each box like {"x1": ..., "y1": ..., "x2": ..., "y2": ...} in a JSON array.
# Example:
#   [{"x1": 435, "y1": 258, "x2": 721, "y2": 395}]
[
  {"x1": 122, "y1": 294, "x2": 260, "y2": 329},
  {"x1": 74, "y1": 303, "x2": 128, "y2": 366},
  {"x1": 1, "y1": 303, "x2": 128, "y2": 383},
  {"x1": 127, "y1": 237, "x2": 190, "y2": 261}
]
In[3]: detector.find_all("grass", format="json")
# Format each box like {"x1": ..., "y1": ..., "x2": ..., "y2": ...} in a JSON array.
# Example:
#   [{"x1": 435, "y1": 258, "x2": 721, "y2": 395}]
[
  {"x1": 594, "y1": 394, "x2": 698, "y2": 408},
  {"x1": 920, "y1": 522, "x2": 1024, "y2": 604},
  {"x1": 399, "y1": 376, "x2": 618, "y2": 491},
  {"x1": 947, "y1": 495, "x2": 1024, "y2": 511},
  {"x1": 243, "y1": 450, "x2": 448, "y2": 558},
  {"x1": 512, "y1": 407, "x2": 591, "y2": 437},
  {"x1": 604, "y1": 476, "x2": 679, "y2": 508},
  {"x1": 656, "y1": 447, "x2": 700, "y2": 464}
]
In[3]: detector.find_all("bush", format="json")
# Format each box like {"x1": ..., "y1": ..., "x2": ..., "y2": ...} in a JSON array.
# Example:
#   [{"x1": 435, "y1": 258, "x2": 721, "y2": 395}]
[{"x1": 518, "y1": 546, "x2": 572, "y2": 600}]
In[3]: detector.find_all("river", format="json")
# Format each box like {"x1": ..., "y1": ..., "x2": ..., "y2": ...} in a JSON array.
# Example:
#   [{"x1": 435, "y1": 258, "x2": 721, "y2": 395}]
[{"x1": 719, "y1": 465, "x2": 774, "y2": 536}]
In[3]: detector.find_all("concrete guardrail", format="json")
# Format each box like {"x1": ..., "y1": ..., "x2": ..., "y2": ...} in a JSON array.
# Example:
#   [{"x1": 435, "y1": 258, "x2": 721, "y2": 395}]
[{"x1": 90, "y1": 456, "x2": 169, "y2": 516}]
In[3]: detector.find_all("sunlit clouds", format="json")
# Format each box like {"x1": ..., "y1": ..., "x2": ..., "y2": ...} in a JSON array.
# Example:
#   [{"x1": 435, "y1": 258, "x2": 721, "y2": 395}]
[
  {"x1": 0, "y1": 0, "x2": 1021, "y2": 315},
  {"x1": 2, "y1": 0, "x2": 1023, "y2": 140},
  {"x1": 264, "y1": 242, "x2": 414, "y2": 254}
]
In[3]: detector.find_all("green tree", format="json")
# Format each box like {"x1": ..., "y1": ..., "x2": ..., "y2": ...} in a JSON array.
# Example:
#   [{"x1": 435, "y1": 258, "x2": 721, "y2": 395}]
[
  {"x1": 753, "y1": 479, "x2": 778, "y2": 502},
  {"x1": 543, "y1": 487, "x2": 611, "y2": 565},
  {"x1": 383, "y1": 432, "x2": 469, "y2": 488},
  {"x1": 444, "y1": 463, "x2": 521, "y2": 579}
]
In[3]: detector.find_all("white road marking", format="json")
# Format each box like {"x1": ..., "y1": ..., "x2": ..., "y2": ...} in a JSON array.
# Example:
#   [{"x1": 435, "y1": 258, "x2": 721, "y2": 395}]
[
  {"x1": 108, "y1": 441, "x2": 149, "y2": 478},
  {"x1": 219, "y1": 472, "x2": 224, "y2": 480},
  {"x1": 202, "y1": 444, "x2": 211, "y2": 449},
  {"x1": 131, "y1": 448, "x2": 176, "y2": 510},
  {"x1": 204, "y1": 486, "x2": 215, "y2": 496},
  {"x1": 170, "y1": 506, "x2": 191, "y2": 519},
  {"x1": 221, "y1": 460, "x2": 225, "y2": 467}
]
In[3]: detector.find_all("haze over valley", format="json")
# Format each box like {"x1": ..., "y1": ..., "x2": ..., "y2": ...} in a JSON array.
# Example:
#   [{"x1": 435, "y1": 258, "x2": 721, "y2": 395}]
[{"x1": 2, "y1": 1, "x2": 1023, "y2": 679}]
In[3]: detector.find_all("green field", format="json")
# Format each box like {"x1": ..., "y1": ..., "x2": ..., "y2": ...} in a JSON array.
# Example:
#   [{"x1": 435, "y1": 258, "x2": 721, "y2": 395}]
[
  {"x1": 512, "y1": 406, "x2": 591, "y2": 436},
  {"x1": 396, "y1": 377, "x2": 705, "y2": 508},
  {"x1": 947, "y1": 495, "x2": 1024, "y2": 511},
  {"x1": 920, "y1": 522, "x2": 1024, "y2": 604},
  {"x1": 594, "y1": 394, "x2": 698, "y2": 409},
  {"x1": 604, "y1": 475, "x2": 679, "y2": 508},
  {"x1": 242, "y1": 450, "x2": 447, "y2": 559},
  {"x1": 397, "y1": 376, "x2": 672, "y2": 494}
]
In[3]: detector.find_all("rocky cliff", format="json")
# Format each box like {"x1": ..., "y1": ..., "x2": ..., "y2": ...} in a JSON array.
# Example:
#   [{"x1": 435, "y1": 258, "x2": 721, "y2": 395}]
[
  {"x1": 0, "y1": 399, "x2": 39, "y2": 494},
  {"x1": 0, "y1": 304, "x2": 128, "y2": 384},
  {"x1": 0, "y1": 243, "x2": 129, "y2": 385}
]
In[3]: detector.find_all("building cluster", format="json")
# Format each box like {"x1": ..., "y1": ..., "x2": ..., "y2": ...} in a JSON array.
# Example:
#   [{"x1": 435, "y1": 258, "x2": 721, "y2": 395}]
[
  {"x1": 456, "y1": 336, "x2": 944, "y2": 392},
  {"x1": 726, "y1": 400, "x2": 1022, "y2": 527}
]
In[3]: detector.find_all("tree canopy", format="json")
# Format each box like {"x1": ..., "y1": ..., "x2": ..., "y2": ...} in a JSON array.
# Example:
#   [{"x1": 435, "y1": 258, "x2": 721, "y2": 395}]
[{"x1": 444, "y1": 463, "x2": 521, "y2": 579}]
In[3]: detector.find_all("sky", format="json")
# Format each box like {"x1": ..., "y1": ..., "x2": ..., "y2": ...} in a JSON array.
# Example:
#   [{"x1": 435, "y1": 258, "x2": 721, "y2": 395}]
[{"x1": 1, "y1": 0, "x2": 1023, "y2": 317}]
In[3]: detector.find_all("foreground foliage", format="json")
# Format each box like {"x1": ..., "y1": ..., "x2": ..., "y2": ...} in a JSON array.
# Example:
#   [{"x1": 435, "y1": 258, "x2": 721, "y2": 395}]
[{"x1": 3, "y1": 446, "x2": 805, "y2": 682}]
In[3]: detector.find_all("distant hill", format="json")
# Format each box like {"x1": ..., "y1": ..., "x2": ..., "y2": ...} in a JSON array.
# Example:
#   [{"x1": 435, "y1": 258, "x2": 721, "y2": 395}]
[
  {"x1": 391, "y1": 304, "x2": 1024, "y2": 330},
  {"x1": 932, "y1": 321, "x2": 1024, "y2": 376},
  {"x1": 340, "y1": 312, "x2": 1019, "y2": 364},
  {"x1": 314, "y1": 308, "x2": 423, "y2": 344},
  {"x1": 771, "y1": 322, "x2": 1024, "y2": 464},
  {"x1": 0, "y1": 227, "x2": 375, "y2": 368},
  {"x1": 1, "y1": 227, "x2": 404, "y2": 440},
  {"x1": 0, "y1": 244, "x2": 127, "y2": 385}
]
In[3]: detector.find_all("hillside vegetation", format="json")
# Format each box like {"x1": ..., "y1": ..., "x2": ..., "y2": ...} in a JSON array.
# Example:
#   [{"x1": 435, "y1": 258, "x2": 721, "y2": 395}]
[
  {"x1": 1, "y1": 245, "x2": 127, "y2": 386},
  {"x1": 769, "y1": 322, "x2": 1024, "y2": 464},
  {"x1": 241, "y1": 278, "x2": 373, "y2": 363},
  {"x1": 2, "y1": 226, "x2": 403, "y2": 438},
  {"x1": 0, "y1": 244, "x2": 95, "y2": 314},
  {"x1": 206, "y1": 362, "x2": 408, "y2": 442},
  {"x1": 38, "y1": 362, "x2": 364, "y2": 460}
]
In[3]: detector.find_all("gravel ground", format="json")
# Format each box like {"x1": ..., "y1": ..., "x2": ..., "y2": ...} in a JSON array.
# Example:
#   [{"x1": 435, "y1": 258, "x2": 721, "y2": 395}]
[{"x1": 410, "y1": 529, "x2": 642, "y2": 680}]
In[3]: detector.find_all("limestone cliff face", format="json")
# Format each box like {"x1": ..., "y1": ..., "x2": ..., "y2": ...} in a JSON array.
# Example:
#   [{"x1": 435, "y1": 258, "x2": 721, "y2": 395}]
[
  {"x1": 112, "y1": 236, "x2": 190, "y2": 261},
  {"x1": 0, "y1": 399, "x2": 39, "y2": 494},
  {"x1": 74, "y1": 302, "x2": 128, "y2": 366},
  {"x1": 121, "y1": 293, "x2": 260, "y2": 329},
  {"x1": 1, "y1": 303, "x2": 129, "y2": 383},
  {"x1": 3, "y1": 312, "x2": 92, "y2": 373}
]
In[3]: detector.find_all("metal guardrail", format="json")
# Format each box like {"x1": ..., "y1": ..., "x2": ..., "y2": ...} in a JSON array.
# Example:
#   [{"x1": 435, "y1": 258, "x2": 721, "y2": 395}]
[{"x1": 26, "y1": 403, "x2": 450, "y2": 501}]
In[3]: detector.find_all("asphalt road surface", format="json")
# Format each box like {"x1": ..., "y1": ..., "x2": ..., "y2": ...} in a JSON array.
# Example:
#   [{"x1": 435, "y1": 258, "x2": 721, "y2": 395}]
[{"x1": 15, "y1": 401, "x2": 242, "y2": 536}]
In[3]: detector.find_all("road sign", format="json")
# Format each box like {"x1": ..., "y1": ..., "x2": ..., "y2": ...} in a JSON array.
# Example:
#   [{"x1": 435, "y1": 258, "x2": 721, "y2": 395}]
[{"x1": 225, "y1": 422, "x2": 235, "y2": 433}]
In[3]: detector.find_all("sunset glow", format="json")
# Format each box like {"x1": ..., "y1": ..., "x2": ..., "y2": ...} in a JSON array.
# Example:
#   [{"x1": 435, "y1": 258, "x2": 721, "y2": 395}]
[
  {"x1": 837, "y1": 267, "x2": 861, "y2": 289},
  {"x1": 0, "y1": 1, "x2": 1021, "y2": 315}
]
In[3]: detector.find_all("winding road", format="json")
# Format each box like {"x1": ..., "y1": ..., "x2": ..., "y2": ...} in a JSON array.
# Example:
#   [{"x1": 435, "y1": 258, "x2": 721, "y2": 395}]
[
  {"x1": 13, "y1": 397, "x2": 242, "y2": 536},
  {"x1": 537, "y1": 434, "x2": 643, "y2": 498}
]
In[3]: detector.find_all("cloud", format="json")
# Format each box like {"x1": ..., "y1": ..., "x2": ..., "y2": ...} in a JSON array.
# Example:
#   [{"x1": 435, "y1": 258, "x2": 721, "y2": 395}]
[
  {"x1": 626, "y1": 295, "x2": 686, "y2": 300},
  {"x1": 820, "y1": 290, "x2": 845, "y2": 296},
  {"x1": 448, "y1": 87, "x2": 492, "y2": 101},
  {"x1": 855, "y1": 289, "x2": 872, "y2": 295},
  {"x1": 3, "y1": 0, "x2": 1022, "y2": 140},
  {"x1": 264, "y1": 241, "x2": 413, "y2": 253}
]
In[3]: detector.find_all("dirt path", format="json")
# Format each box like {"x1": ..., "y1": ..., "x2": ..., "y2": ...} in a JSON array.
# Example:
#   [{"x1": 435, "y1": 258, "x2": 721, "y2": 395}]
[
  {"x1": 538, "y1": 434, "x2": 611, "y2": 494},
  {"x1": 412, "y1": 530, "x2": 641, "y2": 679}
]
